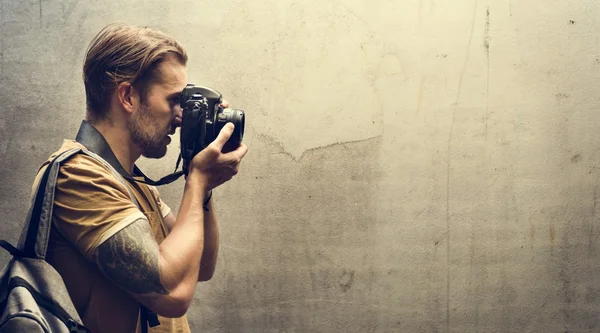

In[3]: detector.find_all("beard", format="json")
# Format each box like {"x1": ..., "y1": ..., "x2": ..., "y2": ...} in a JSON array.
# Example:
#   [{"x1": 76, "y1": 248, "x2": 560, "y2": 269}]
[{"x1": 128, "y1": 103, "x2": 171, "y2": 159}]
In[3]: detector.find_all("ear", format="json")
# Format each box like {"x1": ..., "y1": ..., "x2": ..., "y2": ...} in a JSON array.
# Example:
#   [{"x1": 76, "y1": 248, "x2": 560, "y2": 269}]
[{"x1": 116, "y1": 82, "x2": 140, "y2": 114}]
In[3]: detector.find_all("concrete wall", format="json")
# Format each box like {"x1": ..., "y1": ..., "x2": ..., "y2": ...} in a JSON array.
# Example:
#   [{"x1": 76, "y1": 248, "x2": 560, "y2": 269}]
[{"x1": 2, "y1": 0, "x2": 600, "y2": 332}]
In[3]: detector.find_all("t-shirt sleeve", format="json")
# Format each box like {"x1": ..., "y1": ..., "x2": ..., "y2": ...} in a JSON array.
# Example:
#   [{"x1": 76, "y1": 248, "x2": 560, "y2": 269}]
[
  {"x1": 52, "y1": 155, "x2": 145, "y2": 261},
  {"x1": 148, "y1": 185, "x2": 172, "y2": 219}
]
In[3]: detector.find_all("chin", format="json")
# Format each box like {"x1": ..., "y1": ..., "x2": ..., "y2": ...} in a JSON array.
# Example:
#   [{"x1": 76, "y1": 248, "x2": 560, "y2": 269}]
[{"x1": 142, "y1": 146, "x2": 168, "y2": 159}]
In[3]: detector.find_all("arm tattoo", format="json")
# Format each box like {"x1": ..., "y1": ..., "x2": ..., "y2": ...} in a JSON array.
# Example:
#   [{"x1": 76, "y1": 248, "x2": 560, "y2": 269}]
[{"x1": 94, "y1": 218, "x2": 168, "y2": 295}]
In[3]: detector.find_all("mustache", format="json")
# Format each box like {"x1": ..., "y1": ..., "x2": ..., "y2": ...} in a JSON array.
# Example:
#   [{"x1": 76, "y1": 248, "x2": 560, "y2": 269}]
[{"x1": 169, "y1": 124, "x2": 177, "y2": 135}]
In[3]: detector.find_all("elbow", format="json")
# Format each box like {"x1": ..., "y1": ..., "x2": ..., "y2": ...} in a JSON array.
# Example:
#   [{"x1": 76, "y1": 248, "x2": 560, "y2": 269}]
[
  {"x1": 198, "y1": 270, "x2": 214, "y2": 282},
  {"x1": 153, "y1": 297, "x2": 192, "y2": 318},
  {"x1": 149, "y1": 285, "x2": 195, "y2": 318},
  {"x1": 198, "y1": 265, "x2": 216, "y2": 282},
  {"x1": 158, "y1": 302, "x2": 191, "y2": 319}
]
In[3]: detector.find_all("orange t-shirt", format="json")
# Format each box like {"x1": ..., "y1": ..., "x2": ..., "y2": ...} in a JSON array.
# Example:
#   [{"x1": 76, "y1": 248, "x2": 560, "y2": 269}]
[{"x1": 35, "y1": 140, "x2": 191, "y2": 333}]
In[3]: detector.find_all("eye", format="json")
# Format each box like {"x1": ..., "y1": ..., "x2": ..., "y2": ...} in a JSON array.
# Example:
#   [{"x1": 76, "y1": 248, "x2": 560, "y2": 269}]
[{"x1": 170, "y1": 96, "x2": 180, "y2": 107}]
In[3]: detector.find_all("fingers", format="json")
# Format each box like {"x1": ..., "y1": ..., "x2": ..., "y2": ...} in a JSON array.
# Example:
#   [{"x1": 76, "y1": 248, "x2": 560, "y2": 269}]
[
  {"x1": 211, "y1": 123, "x2": 235, "y2": 149},
  {"x1": 203, "y1": 126, "x2": 247, "y2": 182},
  {"x1": 218, "y1": 143, "x2": 247, "y2": 175},
  {"x1": 220, "y1": 100, "x2": 230, "y2": 108},
  {"x1": 218, "y1": 143, "x2": 246, "y2": 167},
  {"x1": 231, "y1": 143, "x2": 248, "y2": 160}
]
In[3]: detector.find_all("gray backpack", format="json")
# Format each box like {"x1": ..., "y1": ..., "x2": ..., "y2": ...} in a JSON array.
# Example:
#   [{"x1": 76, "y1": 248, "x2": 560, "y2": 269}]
[{"x1": 0, "y1": 148, "x2": 90, "y2": 332}]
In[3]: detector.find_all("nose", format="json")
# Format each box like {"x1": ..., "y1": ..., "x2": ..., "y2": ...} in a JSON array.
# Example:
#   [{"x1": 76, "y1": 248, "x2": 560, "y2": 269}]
[{"x1": 174, "y1": 106, "x2": 183, "y2": 127}]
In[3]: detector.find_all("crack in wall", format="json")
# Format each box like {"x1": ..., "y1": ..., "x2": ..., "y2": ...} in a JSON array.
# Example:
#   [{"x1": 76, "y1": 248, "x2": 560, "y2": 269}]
[{"x1": 253, "y1": 130, "x2": 384, "y2": 162}]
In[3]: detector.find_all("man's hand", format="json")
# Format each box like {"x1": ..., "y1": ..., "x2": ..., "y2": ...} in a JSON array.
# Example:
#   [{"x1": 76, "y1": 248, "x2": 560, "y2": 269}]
[{"x1": 189, "y1": 122, "x2": 248, "y2": 192}]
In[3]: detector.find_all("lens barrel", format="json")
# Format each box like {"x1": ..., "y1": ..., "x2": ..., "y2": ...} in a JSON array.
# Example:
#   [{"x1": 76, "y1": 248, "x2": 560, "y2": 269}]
[{"x1": 213, "y1": 108, "x2": 245, "y2": 153}]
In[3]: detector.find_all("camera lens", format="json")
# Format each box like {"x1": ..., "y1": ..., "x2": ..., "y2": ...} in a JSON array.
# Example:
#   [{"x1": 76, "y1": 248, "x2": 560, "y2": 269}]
[{"x1": 214, "y1": 108, "x2": 245, "y2": 152}]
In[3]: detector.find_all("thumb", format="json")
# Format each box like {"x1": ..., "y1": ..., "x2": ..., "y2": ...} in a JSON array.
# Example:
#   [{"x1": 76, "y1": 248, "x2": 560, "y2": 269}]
[{"x1": 212, "y1": 123, "x2": 235, "y2": 149}]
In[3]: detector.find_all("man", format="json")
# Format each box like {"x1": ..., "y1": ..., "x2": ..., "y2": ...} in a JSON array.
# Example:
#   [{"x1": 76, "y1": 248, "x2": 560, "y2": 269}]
[{"x1": 32, "y1": 23, "x2": 248, "y2": 332}]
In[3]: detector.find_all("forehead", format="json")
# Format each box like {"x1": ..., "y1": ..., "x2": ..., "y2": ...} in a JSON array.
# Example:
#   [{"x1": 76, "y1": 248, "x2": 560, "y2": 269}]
[{"x1": 151, "y1": 54, "x2": 188, "y2": 94}]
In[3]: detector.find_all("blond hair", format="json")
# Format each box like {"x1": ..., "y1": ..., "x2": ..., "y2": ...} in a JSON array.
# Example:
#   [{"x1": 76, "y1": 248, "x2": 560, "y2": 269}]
[{"x1": 83, "y1": 22, "x2": 188, "y2": 121}]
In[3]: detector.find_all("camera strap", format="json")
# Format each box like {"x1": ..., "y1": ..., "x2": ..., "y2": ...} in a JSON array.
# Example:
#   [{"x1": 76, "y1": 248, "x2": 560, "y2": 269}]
[{"x1": 74, "y1": 120, "x2": 184, "y2": 186}]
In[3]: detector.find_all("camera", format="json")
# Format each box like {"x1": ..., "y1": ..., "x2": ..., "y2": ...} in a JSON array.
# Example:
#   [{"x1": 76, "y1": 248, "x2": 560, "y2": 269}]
[{"x1": 179, "y1": 84, "x2": 245, "y2": 175}]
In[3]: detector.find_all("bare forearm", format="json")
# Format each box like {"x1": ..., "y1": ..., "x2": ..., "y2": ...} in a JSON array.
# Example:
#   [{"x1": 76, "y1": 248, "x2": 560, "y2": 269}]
[
  {"x1": 199, "y1": 198, "x2": 219, "y2": 281},
  {"x1": 160, "y1": 190, "x2": 219, "y2": 281},
  {"x1": 157, "y1": 170, "x2": 207, "y2": 297},
  {"x1": 93, "y1": 215, "x2": 201, "y2": 318},
  {"x1": 95, "y1": 172, "x2": 211, "y2": 318}
]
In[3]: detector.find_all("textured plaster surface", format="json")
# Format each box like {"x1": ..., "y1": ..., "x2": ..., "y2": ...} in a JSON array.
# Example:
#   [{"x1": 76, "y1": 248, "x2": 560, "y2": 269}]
[{"x1": 2, "y1": 0, "x2": 600, "y2": 332}]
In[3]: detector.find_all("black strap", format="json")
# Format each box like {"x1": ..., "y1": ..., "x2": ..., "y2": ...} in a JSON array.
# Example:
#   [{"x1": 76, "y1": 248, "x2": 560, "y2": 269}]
[
  {"x1": 134, "y1": 165, "x2": 185, "y2": 186},
  {"x1": 75, "y1": 120, "x2": 184, "y2": 186},
  {"x1": 0, "y1": 239, "x2": 24, "y2": 257},
  {"x1": 140, "y1": 306, "x2": 148, "y2": 333},
  {"x1": 140, "y1": 306, "x2": 161, "y2": 332}
]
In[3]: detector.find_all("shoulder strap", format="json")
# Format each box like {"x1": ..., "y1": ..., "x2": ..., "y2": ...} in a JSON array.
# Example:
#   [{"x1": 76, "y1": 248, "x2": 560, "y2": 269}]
[{"x1": 18, "y1": 148, "x2": 82, "y2": 258}]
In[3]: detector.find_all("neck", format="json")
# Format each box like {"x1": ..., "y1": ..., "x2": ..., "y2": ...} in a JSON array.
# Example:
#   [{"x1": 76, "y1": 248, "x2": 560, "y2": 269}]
[{"x1": 91, "y1": 120, "x2": 141, "y2": 175}]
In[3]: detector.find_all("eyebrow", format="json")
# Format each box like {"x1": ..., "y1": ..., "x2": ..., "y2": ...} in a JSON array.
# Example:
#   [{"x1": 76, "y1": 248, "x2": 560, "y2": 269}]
[{"x1": 167, "y1": 91, "x2": 181, "y2": 101}]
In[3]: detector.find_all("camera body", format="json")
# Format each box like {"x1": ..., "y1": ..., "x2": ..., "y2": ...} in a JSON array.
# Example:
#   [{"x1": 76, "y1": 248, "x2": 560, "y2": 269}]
[{"x1": 179, "y1": 84, "x2": 245, "y2": 175}]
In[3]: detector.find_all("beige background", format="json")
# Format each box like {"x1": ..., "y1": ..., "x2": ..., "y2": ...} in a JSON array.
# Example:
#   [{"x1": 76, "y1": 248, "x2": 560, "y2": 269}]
[{"x1": 2, "y1": 0, "x2": 600, "y2": 332}]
